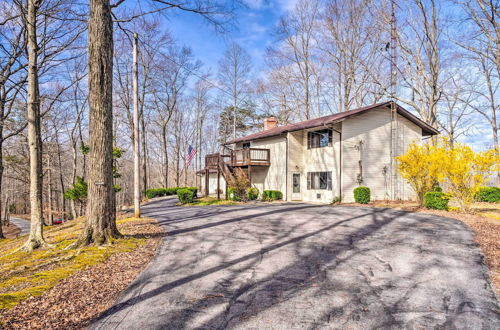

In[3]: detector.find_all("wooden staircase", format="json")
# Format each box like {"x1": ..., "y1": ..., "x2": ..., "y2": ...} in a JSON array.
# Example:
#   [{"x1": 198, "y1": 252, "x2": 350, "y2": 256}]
[{"x1": 205, "y1": 149, "x2": 260, "y2": 199}]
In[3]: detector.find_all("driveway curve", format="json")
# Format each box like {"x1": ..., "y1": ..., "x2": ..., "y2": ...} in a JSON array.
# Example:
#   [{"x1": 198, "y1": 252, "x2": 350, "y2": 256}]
[
  {"x1": 92, "y1": 199, "x2": 499, "y2": 329},
  {"x1": 9, "y1": 217, "x2": 30, "y2": 236}
]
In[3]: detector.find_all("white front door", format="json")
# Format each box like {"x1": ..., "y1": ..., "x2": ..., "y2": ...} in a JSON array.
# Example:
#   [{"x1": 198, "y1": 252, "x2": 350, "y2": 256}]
[{"x1": 291, "y1": 172, "x2": 301, "y2": 200}]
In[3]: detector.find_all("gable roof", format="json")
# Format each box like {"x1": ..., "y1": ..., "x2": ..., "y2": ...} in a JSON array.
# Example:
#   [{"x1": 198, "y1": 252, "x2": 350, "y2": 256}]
[{"x1": 224, "y1": 101, "x2": 439, "y2": 145}]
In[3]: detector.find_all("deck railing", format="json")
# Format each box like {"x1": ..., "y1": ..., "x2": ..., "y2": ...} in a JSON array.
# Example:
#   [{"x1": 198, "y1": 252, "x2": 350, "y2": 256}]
[
  {"x1": 231, "y1": 148, "x2": 270, "y2": 166},
  {"x1": 205, "y1": 148, "x2": 270, "y2": 168}
]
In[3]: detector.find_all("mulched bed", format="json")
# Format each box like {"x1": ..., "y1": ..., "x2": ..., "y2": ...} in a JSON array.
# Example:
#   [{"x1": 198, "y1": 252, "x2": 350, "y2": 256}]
[{"x1": 0, "y1": 217, "x2": 165, "y2": 329}]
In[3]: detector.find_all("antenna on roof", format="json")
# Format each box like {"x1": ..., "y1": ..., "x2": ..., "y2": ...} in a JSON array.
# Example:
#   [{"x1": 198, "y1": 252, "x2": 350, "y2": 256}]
[
  {"x1": 390, "y1": 0, "x2": 397, "y2": 100},
  {"x1": 389, "y1": 0, "x2": 401, "y2": 201}
]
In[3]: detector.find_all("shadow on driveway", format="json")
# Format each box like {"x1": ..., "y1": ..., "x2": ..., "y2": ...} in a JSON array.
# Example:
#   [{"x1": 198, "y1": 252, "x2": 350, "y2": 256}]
[{"x1": 92, "y1": 201, "x2": 500, "y2": 329}]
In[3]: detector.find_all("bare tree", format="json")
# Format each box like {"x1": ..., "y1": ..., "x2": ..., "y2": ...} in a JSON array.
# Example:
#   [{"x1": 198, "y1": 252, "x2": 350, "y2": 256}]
[
  {"x1": 439, "y1": 73, "x2": 476, "y2": 147},
  {"x1": 320, "y1": 0, "x2": 384, "y2": 112},
  {"x1": 152, "y1": 46, "x2": 199, "y2": 187},
  {"x1": 22, "y1": 0, "x2": 47, "y2": 250},
  {"x1": 193, "y1": 75, "x2": 212, "y2": 189},
  {"x1": 267, "y1": 0, "x2": 319, "y2": 120},
  {"x1": 218, "y1": 42, "x2": 253, "y2": 140},
  {"x1": 456, "y1": 0, "x2": 499, "y2": 151}
]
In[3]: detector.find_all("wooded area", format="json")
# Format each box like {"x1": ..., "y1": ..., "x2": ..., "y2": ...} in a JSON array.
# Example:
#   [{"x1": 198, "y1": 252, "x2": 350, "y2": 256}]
[{"x1": 0, "y1": 0, "x2": 498, "y2": 245}]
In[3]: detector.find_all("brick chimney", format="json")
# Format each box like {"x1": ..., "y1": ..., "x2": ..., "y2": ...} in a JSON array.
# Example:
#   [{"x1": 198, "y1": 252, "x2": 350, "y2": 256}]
[{"x1": 264, "y1": 117, "x2": 277, "y2": 130}]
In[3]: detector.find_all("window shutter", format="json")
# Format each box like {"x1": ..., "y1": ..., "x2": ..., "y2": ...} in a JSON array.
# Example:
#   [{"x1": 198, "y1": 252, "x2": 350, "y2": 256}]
[
  {"x1": 307, "y1": 172, "x2": 311, "y2": 190},
  {"x1": 307, "y1": 132, "x2": 311, "y2": 149},
  {"x1": 328, "y1": 129, "x2": 333, "y2": 146},
  {"x1": 327, "y1": 172, "x2": 332, "y2": 190}
]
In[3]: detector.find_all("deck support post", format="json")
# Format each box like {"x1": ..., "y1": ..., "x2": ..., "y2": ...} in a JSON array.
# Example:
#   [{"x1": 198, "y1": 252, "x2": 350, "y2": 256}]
[
  {"x1": 217, "y1": 157, "x2": 221, "y2": 200},
  {"x1": 248, "y1": 165, "x2": 252, "y2": 187},
  {"x1": 205, "y1": 168, "x2": 209, "y2": 196}
]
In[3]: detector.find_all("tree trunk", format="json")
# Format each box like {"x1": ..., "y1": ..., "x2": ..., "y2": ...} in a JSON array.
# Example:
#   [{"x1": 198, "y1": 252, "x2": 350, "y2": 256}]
[
  {"x1": 47, "y1": 156, "x2": 53, "y2": 225},
  {"x1": 55, "y1": 130, "x2": 66, "y2": 218},
  {"x1": 70, "y1": 137, "x2": 78, "y2": 219},
  {"x1": 141, "y1": 114, "x2": 147, "y2": 195},
  {"x1": 23, "y1": 0, "x2": 47, "y2": 251},
  {"x1": 78, "y1": 0, "x2": 120, "y2": 245},
  {"x1": 162, "y1": 123, "x2": 168, "y2": 188},
  {"x1": 0, "y1": 157, "x2": 4, "y2": 239},
  {"x1": 175, "y1": 139, "x2": 180, "y2": 187}
]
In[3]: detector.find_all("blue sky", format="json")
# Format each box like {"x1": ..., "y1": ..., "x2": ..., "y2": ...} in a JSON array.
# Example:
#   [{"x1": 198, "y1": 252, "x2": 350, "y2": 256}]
[{"x1": 164, "y1": 0, "x2": 296, "y2": 73}]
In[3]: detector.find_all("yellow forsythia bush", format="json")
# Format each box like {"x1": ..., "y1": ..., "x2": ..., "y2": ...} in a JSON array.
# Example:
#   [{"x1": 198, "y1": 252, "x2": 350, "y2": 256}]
[
  {"x1": 397, "y1": 138, "x2": 499, "y2": 212},
  {"x1": 396, "y1": 142, "x2": 442, "y2": 206}
]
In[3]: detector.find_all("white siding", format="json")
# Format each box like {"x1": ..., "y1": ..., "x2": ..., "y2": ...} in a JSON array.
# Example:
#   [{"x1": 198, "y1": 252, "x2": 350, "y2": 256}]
[
  {"x1": 248, "y1": 136, "x2": 287, "y2": 196},
  {"x1": 341, "y1": 107, "x2": 424, "y2": 202},
  {"x1": 396, "y1": 114, "x2": 422, "y2": 200},
  {"x1": 342, "y1": 108, "x2": 392, "y2": 202},
  {"x1": 286, "y1": 125, "x2": 341, "y2": 203},
  {"x1": 201, "y1": 172, "x2": 226, "y2": 197}
]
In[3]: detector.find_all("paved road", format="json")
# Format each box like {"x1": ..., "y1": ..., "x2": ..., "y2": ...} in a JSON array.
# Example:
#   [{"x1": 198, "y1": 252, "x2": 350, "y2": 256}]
[
  {"x1": 9, "y1": 217, "x2": 30, "y2": 236},
  {"x1": 92, "y1": 198, "x2": 499, "y2": 329}
]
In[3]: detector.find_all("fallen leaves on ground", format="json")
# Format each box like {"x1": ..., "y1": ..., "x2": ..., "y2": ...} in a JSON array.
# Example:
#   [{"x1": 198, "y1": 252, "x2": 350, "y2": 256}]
[
  {"x1": 1, "y1": 224, "x2": 20, "y2": 239},
  {"x1": 0, "y1": 216, "x2": 164, "y2": 329}
]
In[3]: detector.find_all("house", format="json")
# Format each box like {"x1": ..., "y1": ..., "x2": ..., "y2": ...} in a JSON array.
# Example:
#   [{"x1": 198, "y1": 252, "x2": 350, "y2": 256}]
[{"x1": 200, "y1": 101, "x2": 438, "y2": 203}]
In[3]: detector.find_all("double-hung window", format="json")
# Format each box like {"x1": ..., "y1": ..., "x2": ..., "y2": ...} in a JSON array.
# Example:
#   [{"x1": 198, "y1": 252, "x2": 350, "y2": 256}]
[
  {"x1": 307, "y1": 172, "x2": 332, "y2": 190},
  {"x1": 307, "y1": 129, "x2": 332, "y2": 149}
]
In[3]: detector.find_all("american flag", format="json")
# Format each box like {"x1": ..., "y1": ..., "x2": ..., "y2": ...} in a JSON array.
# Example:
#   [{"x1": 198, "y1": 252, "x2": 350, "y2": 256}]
[{"x1": 186, "y1": 145, "x2": 197, "y2": 167}]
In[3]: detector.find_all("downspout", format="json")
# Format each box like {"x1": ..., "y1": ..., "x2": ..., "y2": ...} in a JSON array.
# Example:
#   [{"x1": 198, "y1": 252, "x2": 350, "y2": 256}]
[
  {"x1": 285, "y1": 134, "x2": 288, "y2": 201},
  {"x1": 331, "y1": 126, "x2": 342, "y2": 200}
]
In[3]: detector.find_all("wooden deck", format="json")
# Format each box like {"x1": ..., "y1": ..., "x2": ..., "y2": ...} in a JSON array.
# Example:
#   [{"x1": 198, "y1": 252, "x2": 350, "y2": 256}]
[{"x1": 206, "y1": 148, "x2": 270, "y2": 168}]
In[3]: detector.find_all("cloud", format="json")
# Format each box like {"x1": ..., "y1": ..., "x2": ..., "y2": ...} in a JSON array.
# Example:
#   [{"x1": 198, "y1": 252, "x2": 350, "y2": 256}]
[
  {"x1": 276, "y1": 0, "x2": 298, "y2": 12},
  {"x1": 242, "y1": 0, "x2": 265, "y2": 10}
]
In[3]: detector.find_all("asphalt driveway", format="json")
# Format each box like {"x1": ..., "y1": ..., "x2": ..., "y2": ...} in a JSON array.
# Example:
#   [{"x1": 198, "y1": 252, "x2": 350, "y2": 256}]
[{"x1": 92, "y1": 198, "x2": 499, "y2": 329}]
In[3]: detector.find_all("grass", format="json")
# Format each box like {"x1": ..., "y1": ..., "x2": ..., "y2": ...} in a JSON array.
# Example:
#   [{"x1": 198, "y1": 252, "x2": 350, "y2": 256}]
[
  {"x1": 181, "y1": 196, "x2": 238, "y2": 206},
  {"x1": 0, "y1": 216, "x2": 151, "y2": 310}
]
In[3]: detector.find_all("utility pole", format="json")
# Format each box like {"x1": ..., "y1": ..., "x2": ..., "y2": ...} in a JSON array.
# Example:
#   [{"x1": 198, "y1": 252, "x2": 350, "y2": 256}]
[{"x1": 133, "y1": 32, "x2": 140, "y2": 217}]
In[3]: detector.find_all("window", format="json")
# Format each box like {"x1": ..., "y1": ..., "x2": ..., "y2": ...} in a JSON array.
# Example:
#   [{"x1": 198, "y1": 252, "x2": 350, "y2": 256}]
[
  {"x1": 242, "y1": 142, "x2": 250, "y2": 149},
  {"x1": 307, "y1": 129, "x2": 332, "y2": 149},
  {"x1": 307, "y1": 172, "x2": 332, "y2": 190}
]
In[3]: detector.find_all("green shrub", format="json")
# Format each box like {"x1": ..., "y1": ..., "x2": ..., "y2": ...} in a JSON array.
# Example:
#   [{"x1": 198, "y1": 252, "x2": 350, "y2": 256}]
[
  {"x1": 247, "y1": 187, "x2": 259, "y2": 200},
  {"x1": 146, "y1": 188, "x2": 167, "y2": 199},
  {"x1": 227, "y1": 187, "x2": 242, "y2": 201},
  {"x1": 331, "y1": 196, "x2": 342, "y2": 204},
  {"x1": 424, "y1": 191, "x2": 450, "y2": 210},
  {"x1": 177, "y1": 188, "x2": 194, "y2": 204},
  {"x1": 64, "y1": 176, "x2": 88, "y2": 201},
  {"x1": 430, "y1": 185, "x2": 442, "y2": 192},
  {"x1": 165, "y1": 188, "x2": 178, "y2": 195},
  {"x1": 353, "y1": 186, "x2": 370, "y2": 204},
  {"x1": 185, "y1": 187, "x2": 198, "y2": 196},
  {"x1": 262, "y1": 190, "x2": 283, "y2": 201},
  {"x1": 476, "y1": 187, "x2": 500, "y2": 203},
  {"x1": 146, "y1": 187, "x2": 195, "y2": 198}
]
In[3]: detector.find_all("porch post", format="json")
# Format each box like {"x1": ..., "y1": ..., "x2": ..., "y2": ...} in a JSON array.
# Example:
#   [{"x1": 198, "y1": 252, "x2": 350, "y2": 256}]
[
  {"x1": 205, "y1": 168, "x2": 209, "y2": 196},
  {"x1": 248, "y1": 165, "x2": 252, "y2": 186},
  {"x1": 217, "y1": 167, "x2": 220, "y2": 200}
]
